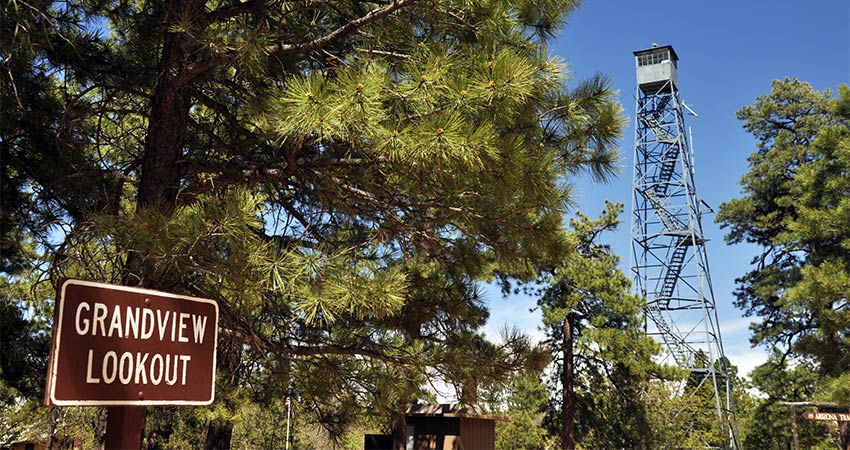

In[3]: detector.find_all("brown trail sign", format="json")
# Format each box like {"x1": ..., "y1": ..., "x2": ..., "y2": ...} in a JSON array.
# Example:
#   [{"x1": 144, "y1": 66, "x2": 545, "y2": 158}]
[
  {"x1": 45, "y1": 279, "x2": 219, "y2": 406},
  {"x1": 803, "y1": 411, "x2": 850, "y2": 422},
  {"x1": 780, "y1": 402, "x2": 850, "y2": 450}
]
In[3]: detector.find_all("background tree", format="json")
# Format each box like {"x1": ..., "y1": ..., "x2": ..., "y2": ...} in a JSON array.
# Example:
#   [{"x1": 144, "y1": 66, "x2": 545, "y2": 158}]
[
  {"x1": 495, "y1": 373, "x2": 555, "y2": 450},
  {"x1": 532, "y1": 203, "x2": 669, "y2": 450},
  {"x1": 717, "y1": 79, "x2": 850, "y2": 448},
  {"x1": 1, "y1": 0, "x2": 624, "y2": 447},
  {"x1": 643, "y1": 357, "x2": 738, "y2": 449}
]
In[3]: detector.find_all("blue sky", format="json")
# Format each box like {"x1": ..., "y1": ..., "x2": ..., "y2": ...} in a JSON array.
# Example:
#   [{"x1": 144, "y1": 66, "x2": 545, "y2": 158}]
[{"x1": 485, "y1": 0, "x2": 850, "y2": 379}]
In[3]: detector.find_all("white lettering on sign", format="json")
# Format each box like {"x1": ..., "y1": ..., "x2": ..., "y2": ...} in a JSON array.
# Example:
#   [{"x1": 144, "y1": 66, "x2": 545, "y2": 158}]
[
  {"x1": 815, "y1": 412, "x2": 849, "y2": 421},
  {"x1": 803, "y1": 411, "x2": 850, "y2": 422},
  {"x1": 93, "y1": 302, "x2": 108, "y2": 336},
  {"x1": 141, "y1": 308, "x2": 154, "y2": 340},
  {"x1": 73, "y1": 301, "x2": 208, "y2": 344},
  {"x1": 83, "y1": 350, "x2": 192, "y2": 386},
  {"x1": 150, "y1": 354, "x2": 163, "y2": 385},
  {"x1": 103, "y1": 351, "x2": 118, "y2": 384},
  {"x1": 75, "y1": 302, "x2": 91, "y2": 335},
  {"x1": 134, "y1": 352, "x2": 148, "y2": 384},
  {"x1": 192, "y1": 315, "x2": 208, "y2": 345},
  {"x1": 125, "y1": 307, "x2": 139, "y2": 339},
  {"x1": 71, "y1": 300, "x2": 208, "y2": 389},
  {"x1": 86, "y1": 349, "x2": 100, "y2": 383},
  {"x1": 178, "y1": 312, "x2": 190, "y2": 343}
]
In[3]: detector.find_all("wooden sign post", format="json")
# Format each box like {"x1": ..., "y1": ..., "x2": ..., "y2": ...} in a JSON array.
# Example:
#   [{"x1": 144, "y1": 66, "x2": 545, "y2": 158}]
[
  {"x1": 104, "y1": 406, "x2": 146, "y2": 449},
  {"x1": 45, "y1": 279, "x2": 219, "y2": 449}
]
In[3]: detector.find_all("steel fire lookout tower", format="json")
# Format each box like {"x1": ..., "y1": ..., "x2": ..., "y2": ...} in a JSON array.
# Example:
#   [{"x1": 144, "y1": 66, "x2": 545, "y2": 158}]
[{"x1": 629, "y1": 45, "x2": 741, "y2": 449}]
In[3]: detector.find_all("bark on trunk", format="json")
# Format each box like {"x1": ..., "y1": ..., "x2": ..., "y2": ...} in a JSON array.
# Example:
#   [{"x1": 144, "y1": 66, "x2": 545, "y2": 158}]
[
  {"x1": 92, "y1": 407, "x2": 107, "y2": 450},
  {"x1": 137, "y1": 2, "x2": 200, "y2": 215},
  {"x1": 391, "y1": 409, "x2": 407, "y2": 450},
  {"x1": 561, "y1": 317, "x2": 575, "y2": 450},
  {"x1": 125, "y1": 0, "x2": 203, "y2": 286},
  {"x1": 840, "y1": 418, "x2": 849, "y2": 450},
  {"x1": 123, "y1": 3, "x2": 240, "y2": 450},
  {"x1": 204, "y1": 418, "x2": 233, "y2": 450}
]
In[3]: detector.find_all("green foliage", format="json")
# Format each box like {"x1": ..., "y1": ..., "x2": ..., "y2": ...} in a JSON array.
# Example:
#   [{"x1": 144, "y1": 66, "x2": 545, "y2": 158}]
[
  {"x1": 642, "y1": 381, "x2": 707, "y2": 449},
  {"x1": 496, "y1": 374, "x2": 556, "y2": 450},
  {"x1": 0, "y1": 280, "x2": 50, "y2": 404},
  {"x1": 1, "y1": 0, "x2": 626, "y2": 444},
  {"x1": 718, "y1": 78, "x2": 850, "y2": 448}
]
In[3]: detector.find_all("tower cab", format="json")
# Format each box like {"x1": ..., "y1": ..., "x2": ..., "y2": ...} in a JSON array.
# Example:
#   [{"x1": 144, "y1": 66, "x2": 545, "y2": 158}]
[{"x1": 634, "y1": 44, "x2": 679, "y2": 94}]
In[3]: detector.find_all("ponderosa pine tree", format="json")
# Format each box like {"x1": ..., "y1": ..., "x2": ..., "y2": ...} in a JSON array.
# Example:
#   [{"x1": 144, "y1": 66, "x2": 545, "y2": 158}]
[
  {"x1": 717, "y1": 79, "x2": 850, "y2": 448},
  {"x1": 1, "y1": 0, "x2": 624, "y2": 447},
  {"x1": 534, "y1": 203, "x2": 669, "y2": 450}
]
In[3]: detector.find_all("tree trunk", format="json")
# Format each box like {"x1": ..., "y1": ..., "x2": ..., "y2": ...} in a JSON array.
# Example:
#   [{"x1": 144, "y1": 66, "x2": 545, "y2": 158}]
[
  {"x1": 840, "y1": 418, "x2": 849, "y2": 450},
  {"x1": 561, "y1": 317, "x2": 575, "y2": 450},
  {"x1": 204, "y1": 418, "x2": 233, "y2": 450},
  {"x1": 126, "y1": 3, "x2": 241, "y2": 450},
  {"x1": 92, "y1": 407, "x2": 107, "y2": 450},
  {"x1": 125, "y1": 0, "x2": 204, "y2": 286},
  {"x1": 46, "y1": 407, "x2": 58, "y2": 450},
  {"x1": 391, "y1": 408, "x2": 407, "y2": 450},
  {"x1": 138, "y1": 1, "x2": 202, "y2": 214}
]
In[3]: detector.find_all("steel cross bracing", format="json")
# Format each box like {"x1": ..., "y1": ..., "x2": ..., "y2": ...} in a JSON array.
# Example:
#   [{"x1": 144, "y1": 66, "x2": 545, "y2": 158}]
[{"x1": 629, "y1": 78, "x2": 742, "y2": 449}]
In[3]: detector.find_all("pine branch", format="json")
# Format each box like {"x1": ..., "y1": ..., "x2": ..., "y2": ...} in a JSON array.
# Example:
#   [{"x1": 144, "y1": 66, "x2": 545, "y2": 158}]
[
  {"x1": 255, "y1": 229, "x2": 321, "y2": 251},
  {"x1": 352, "y1": 47, "x2": 411, "y2": 59},
  {"x1": 280, "y1": 201, "x2": 319, "y2": 238},
  {"x1": 177, "y1": 160, "x2": 297, "y2": 202},
  {"x1": 440, "y1": 6, "x2": 479, "y2": 33},
  {"x1": 268, "y1": 0, "x2": 418, "y2": 56},
  {"x1": 221, "y1": 327, "x2": 409, "y2": 365},
  {"x1": 177, "y1": 154, "x2": 388, "y2": 203},
  {"x1": 288, "y1": 343, "x2": 407, "y2": 365},
  {"x1": 180, "y1": 0, "x2": 418, "y2": 86},
  {"x1": 202, "y1": 0, "x2": 265, "y2": 25},
  {"x1": 309, "y1": 167, "x2": 383, "y2": 204},
  {"x1": 192, "y1": 90, "x2": 250, "y2": 137},
  {"x1": 303, "y1": 168, "x2": 445, "y2": 249}
]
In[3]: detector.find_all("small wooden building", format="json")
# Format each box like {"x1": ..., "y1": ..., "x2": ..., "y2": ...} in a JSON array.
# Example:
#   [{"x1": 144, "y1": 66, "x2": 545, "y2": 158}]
[
  {"x1": 2, "y1": 438, "x2": 82, "y2": 450},
  {"x1": 1, "y1": 422, "x2": 83, "y2": 450},
  {"x1": 365, "y1": 403, "x2": 508, "y2": 450},
  {"x1": 3, "y1": 442, "x2": 46, "y2": 450},
  {"x1": 1, "y1": 422, "x2": 48, "y2": 450}
]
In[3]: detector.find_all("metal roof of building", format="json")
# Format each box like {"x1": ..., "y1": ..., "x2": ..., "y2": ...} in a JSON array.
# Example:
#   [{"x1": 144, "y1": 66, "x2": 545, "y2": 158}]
[{"x1": 633, "y1": 44, "x2": 679, "y2": 61}]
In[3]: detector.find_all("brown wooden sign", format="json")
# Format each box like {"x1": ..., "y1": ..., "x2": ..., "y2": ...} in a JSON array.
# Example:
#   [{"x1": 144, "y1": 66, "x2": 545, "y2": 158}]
[
  {"x1": 803, "y1": 411, "x2": 850, "y2": 422},
  {"x1": 45, "y1": 279, "x2": 219, "y2": 406}
]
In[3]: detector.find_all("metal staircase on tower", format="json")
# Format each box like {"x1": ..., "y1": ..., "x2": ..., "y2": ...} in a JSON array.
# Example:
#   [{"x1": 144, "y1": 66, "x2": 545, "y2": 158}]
[{"x1": 629, "y1": 44, "x2": 742, "y2": 449}]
